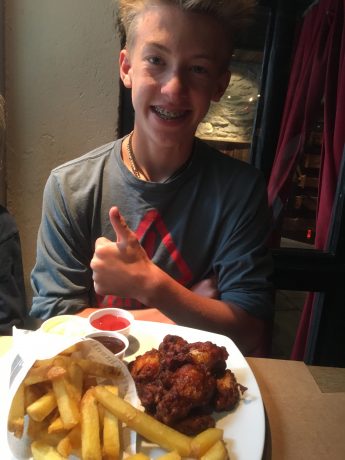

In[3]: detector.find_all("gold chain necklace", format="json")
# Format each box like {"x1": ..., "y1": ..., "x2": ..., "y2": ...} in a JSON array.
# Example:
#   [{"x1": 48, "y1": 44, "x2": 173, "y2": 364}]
[
  {"x1": 126, "y1": 131, "x2": 147, "y2": 180},
  {"x1": 126, "y1": 131, "x2": 193, "y2": 182}
]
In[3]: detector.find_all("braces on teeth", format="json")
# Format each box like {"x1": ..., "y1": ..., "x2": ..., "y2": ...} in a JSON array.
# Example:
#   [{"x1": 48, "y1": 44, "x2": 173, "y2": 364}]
[{"x1": 154, "y1": 106, "x2": 185, "y2": 119}]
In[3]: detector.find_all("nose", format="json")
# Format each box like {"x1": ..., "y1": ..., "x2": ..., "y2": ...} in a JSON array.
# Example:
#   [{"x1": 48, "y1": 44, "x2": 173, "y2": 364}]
[{"x1": 161, "y1": 70, "x2": 188, "y2": 99}]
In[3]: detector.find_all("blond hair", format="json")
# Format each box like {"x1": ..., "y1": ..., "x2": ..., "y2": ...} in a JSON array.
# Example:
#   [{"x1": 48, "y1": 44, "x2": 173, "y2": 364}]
[{"x1": 118, "y1": 0, "x2": 256, "y2": 48}]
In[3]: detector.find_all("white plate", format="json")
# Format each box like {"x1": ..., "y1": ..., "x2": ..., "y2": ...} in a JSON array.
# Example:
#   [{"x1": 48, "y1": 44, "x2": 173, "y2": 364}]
[
  {"x1": 126, "y1": 321, "x2": 265, "y2": 460},
  {"x1": 0, "y1": 321, "x2": 265, "y2": 459}
]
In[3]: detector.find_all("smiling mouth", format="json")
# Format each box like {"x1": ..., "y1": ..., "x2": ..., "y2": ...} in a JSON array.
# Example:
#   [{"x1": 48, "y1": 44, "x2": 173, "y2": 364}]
[{"x1": 152, "y1": 106, "x2": 187, "y2": 120}]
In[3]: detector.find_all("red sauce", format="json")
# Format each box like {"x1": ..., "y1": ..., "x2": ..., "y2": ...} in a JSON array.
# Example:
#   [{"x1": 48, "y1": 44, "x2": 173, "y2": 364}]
[
  {"x1": 92, "y1": 335, "x2": 126, "y2": 354},
  {"x1": 91, "y1": 314, "x2": 130, "y2": 331}
]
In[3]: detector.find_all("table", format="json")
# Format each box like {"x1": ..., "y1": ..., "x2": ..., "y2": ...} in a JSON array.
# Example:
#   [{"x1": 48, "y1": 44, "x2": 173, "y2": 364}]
[
  {"x1": 1, "y1": 335, "x2": 344, "y2": 459},
  {"x1": 247, "y1": 358, "x2": 345, "y2": 460}
]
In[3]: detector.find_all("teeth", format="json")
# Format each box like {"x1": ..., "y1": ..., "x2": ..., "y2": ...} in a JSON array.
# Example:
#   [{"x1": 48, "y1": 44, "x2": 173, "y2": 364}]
[{"x1": 153, "y1": 106, "x2": 185, "y2": 120}]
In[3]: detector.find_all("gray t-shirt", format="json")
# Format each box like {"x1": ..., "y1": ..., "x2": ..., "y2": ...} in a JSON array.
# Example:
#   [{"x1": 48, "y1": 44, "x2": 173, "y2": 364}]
[{"x1": 30, "y1": 137, "x2": 273, "y2": 319}]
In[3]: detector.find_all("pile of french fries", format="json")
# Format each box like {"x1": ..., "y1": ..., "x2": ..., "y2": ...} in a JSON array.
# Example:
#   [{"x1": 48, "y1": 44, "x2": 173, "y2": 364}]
[{"x1": 7, "y1": 344, "x2": 229, "y2": 460}]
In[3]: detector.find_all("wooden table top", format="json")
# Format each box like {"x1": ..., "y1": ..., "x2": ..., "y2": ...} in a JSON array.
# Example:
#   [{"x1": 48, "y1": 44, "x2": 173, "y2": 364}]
[{"x1": 246, "y1": 357, "x2": 345, "y2": 460}]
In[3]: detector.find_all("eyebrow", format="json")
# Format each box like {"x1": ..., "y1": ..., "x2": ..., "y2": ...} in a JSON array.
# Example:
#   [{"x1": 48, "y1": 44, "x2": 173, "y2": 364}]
[{"x1": 143, "y1": 41, "x2": 215, "y2": 61}]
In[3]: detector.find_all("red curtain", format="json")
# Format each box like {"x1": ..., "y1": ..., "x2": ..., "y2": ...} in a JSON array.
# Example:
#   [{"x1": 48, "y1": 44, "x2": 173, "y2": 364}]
[{"x1": 267, "y1": 0, "x2": 345, "y2": 360}]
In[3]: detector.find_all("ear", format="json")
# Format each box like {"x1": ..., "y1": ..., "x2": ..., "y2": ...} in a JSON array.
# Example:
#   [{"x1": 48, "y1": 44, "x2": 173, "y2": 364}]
[
  {"x1": 119, "y1": 49, "x2": 132, "y2": 88},
  {"x1": 211, "y1": 70, "x2": 231, "y2": 102}
]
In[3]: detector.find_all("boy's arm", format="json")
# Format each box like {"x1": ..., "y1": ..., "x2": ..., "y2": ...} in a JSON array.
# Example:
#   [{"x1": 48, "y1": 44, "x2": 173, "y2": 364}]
[
  {"x1": 91, "y1": 207, "x2": 271, "y2": 356},
  {"x1": 30, "y1": 174, "x2": 93, "y2": 319}
]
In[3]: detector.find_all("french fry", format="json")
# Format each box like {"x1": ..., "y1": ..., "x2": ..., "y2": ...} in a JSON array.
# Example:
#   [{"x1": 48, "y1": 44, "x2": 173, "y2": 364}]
[
  {"x1": 48, "y1": 416, "x2": 65, "y2": 434},
  {"x1": 67, "y1": 360, "x2": 84, "y2": 402},
  {"x1": 47, "y1": 365, "x2": 68, "y2": 381},
  {"x1": 102, "y1": 386, "x2": 120, "y2": 460},
  {"x1": 51, "y1": 377, "x2": 80, "y2": 430},
  {"x1": 25, "y1": 383, "x2": 45, "y2": 409},
  {"x1": 200, "y1": 440, "x2": 229, "y2": 460},
  {"x1": 33, "y1": 358, "x2": 56, "y2": 367},
  {"x1": 81, "y1": 388, "x2": 102, "y2": 460},
  {"x1": 126, "y1": 454, "x2": 150, "y2": 460},
  {"x1": 56, "y1": 433, "x2": 73, "y2": 457},
  {"x1": 33, "y1": 353, "x2": 70, "y2": 366},
  {"x1": 8, "y1": 382, "x2": 25, "y2": 438},
  {"x1": 31, "y1": 440, "x2": 65, "y2": 460},
  {"x1": 190, "y1": 428, "x2": 224, "y2": 457},
  {"x1": 36, "y1": 429, "x2": 68, "y2": 448},
  {"x1": 76, "y1": 358, "x2": 123, "y2": 380},
  {"x1": 27, "y1": 416, "x2": 66, "y2": 447},
  {"x1": 94, "y1": 386, "x2": 192, "y2": 457},
  {"x1": 57, "y1": 424, "x2": 81, "y2": 457},
  {"x1": 24, "y1": 363, "x2": 55, "y2": 385},
  {"x1": 26, "y1": 390, "x2": 57, "y2": 422},
  {"x1": 98, "y1": 400, "x2": 105, "y2": 432},
  {"x1": 10, "y1": 344, "x2": 227, "y2": 460},
  {"x1": 69, "y1": 424, "x2": 82, "y2": 450},
  {"x1": 27, "y1": 417, "x2": 48, "y2": 440},
  {"x1": 156, "y1": 451, "x2": 181, "y2": 460},
  {"x1": 54, "y1": 356, "x2": 74, "y2": 372}
]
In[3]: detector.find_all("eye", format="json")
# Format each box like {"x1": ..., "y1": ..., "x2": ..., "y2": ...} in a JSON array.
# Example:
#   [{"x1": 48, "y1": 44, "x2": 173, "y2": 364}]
[
  {"x1": 190, "y1": 65, "x2": 208, "y2": 75},
  {"x1": 147, "y1": 56, "x2": 164, "y2": 66}
]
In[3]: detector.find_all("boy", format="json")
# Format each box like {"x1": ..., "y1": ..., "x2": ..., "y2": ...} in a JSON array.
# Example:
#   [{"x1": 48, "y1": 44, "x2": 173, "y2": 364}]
[{"x1": 30, "y1": 0, "x2": 273, "y2": 355}]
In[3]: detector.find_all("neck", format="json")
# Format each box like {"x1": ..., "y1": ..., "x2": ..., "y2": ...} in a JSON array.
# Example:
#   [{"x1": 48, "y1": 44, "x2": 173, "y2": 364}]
[{"x1": 123, "y1": 131, "x2": 194, "y2": 183}]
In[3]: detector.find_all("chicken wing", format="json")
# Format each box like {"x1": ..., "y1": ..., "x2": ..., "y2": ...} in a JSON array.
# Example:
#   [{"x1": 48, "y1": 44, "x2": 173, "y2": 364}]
[{"x1": 128, "y1": 334, "x2": 246, "y2": 436}]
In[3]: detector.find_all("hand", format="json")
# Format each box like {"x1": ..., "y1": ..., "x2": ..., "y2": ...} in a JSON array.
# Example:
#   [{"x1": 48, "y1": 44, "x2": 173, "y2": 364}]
[
  {"x1": 91, "y1": 207, "x2": 151, "y2": 299},
  {"x1": 190, "y1": 276, "x2": 219, "y2": 299}
]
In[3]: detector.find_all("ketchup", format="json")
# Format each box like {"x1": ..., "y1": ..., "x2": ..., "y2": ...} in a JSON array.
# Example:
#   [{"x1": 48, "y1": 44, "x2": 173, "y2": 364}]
[{"x1": 91, "y1": 314, "x2": 130, "y2": 331}]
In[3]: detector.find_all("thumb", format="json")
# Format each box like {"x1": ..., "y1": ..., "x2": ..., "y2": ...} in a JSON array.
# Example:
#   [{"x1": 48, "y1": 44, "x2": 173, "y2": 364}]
[{"x1": 109, "y1": 206, "x2": 131, "y2": 243}]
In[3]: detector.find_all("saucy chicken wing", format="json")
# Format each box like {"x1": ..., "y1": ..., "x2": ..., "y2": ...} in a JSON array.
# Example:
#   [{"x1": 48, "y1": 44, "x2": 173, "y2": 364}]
[{"x1": 128, "y1": 334, "x2": 246, "y2": 435}]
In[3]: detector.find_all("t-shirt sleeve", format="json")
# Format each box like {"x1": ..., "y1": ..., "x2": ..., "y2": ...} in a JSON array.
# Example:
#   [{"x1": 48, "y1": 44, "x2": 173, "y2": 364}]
[
  {"x1": 214, "y1": 172, "x2": 274, "y2": 319},
  {"x1": 30, "y1": 173, "x2": 94, "y2": 319}
]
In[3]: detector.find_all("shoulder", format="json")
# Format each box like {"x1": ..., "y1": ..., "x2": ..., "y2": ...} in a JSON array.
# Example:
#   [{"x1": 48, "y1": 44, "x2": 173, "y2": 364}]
[
  {"x1": 45, "y1": 139, "x2": 122, "y2": 192},
  {"x1": 41, "y1": 140, "x2": 122, "y2": 206},
  {"x1": 194, "y1": 137, "x2": 263, "y2": 183},
  {"x1": 52, "y1": 140, "x2": 119, "y2": 175}
]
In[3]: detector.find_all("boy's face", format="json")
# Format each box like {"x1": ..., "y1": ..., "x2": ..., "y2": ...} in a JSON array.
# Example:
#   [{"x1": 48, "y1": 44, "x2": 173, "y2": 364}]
[{"x1": 119, "y1": 5, "x2": 231, "y2": 147}]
